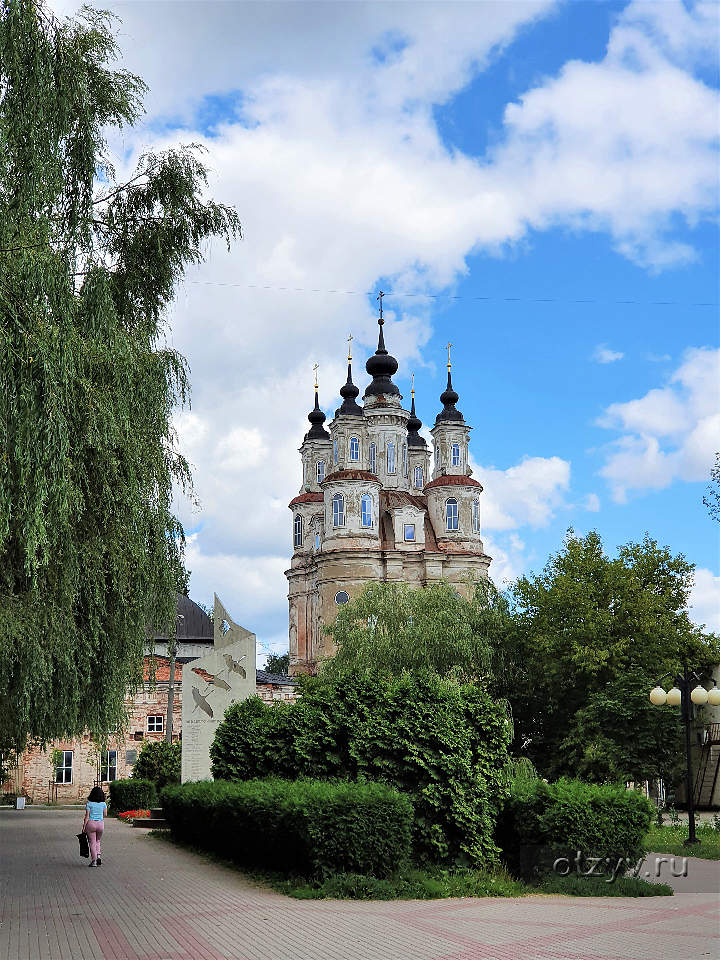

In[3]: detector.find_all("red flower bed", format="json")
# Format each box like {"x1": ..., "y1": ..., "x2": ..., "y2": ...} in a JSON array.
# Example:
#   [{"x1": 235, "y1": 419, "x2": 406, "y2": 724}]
[{"x1": 118, "y1": 809, "x2": 150, "y2": 821}]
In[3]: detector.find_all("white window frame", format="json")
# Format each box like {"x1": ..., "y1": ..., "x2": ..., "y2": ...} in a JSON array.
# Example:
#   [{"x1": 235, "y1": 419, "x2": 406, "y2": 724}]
[
  {"x1": 332, "y1": 493, "x2": 345, "y2": 527},
  {"x1": 369, "y1": 442, "x2": 376, "y2": 474},
  {"x1": 472, "y1": 498, "x2": 480, "y2": 533},
  {"x1": 402, "y1": 443, "x2": 408, "y2": 477},
  {"x1": 451, "y1": 443, "x2": 461, "y2": 466},
  {"x1": 333, "y1": 438, "x2": 338, "y2": 464},
  {"x1": 387, "y1": 441, "x2": 396, "y2": 474},
  {"x1": 349, "y1": 437, "x2": 359, "y2": 461},
  {"x1": 55, "y1": 750, "x2": 73, "y2": 784},
  {"x1": 316, "y1": 460, "x2": 325, "y2": 483},
  {"x1": 101, "y1": 749, "x2": 117, "y2": 782},
  {"x1": 404, "y1": 523, "x2": 416, "y2": 542},
  {"x1": 446, "y1": 497, "x2": 459, "y2": 531},
  {"x1": 294, "y1": 514, "x2": 303, "y2": 548},
  {"x1": 147, "y1": 715, "x2": 164, "y2": 733},
  {"x1": 414, "y1": 466, "x2": 423, "y2": 489},
  {"x1": 361, "y1": 494, "x2": 373, "y2": 528}
]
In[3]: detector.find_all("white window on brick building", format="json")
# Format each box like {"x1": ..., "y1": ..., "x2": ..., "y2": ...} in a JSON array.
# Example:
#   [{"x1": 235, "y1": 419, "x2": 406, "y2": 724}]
[
  {"x1": 361, "y1": 494, "x2": 373, "y2": 527},
  {"x1": 316, "y1": 460, "x2": 325, "y2": 483},
  {"x1": 147, "y1": 715, "x2": 164, "y2": 733},
  {"x1": 101, "y1": 750, "x2": 117, "y2": 782},
  {"x1": 349, "y1": 436, "x2": 359, "y2": 461},
  {"x1": 451, "y1": 442, "x2": 461, "y2": 466},
  {"x1": 446, "y1": 497, "x2": 459, "y2": 531},
  {"x1": 387, "y1": 441, "x2": 396, "y2": 474},
  {"x1": 333, "y1": 438, "x2": 338, "y2": 464},
  {"x1": 472, "y1": 497, "x2": 480, "y2": 533},
  {"x1": 55, "y1": 750, "x2": 73, "y2": 784},
  {"x1": 404, "y1": 523, "x2": 416, "y2": 541},
  {"x1": 369, "y1": 442, "x2": 377, "y2": 473},
  {"x1": 332, "y1": 493, "x2": 345, "y2": 527},
  {"x1": 294, "y1": 514, "x2": 303, "y2": 548},
  {"x1": 414, "y1": 465, "x2": 423, "y2": 489},
  {"x1": 402, "y1": 443, "x2": 408, "y2": 477}
]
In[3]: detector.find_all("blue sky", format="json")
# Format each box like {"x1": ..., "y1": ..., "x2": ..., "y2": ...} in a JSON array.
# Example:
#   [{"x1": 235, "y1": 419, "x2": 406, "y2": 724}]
[{"x1": 56, "y1": 0, "x2": 719, "y2": 653}]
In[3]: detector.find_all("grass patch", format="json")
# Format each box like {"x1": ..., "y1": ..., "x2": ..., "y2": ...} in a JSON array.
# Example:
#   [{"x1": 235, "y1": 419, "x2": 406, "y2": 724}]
[
  {"x1": 644, "y1": 824, "x2": 720, "y2": 860},
  {"x1": 537, "y1": 874, "x2": 672, "y2": 897}
]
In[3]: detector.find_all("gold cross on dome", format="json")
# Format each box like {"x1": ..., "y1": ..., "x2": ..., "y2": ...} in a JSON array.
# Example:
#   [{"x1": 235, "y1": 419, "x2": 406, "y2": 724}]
[
  {"x1": 347, "y1": 334, "x2": 353, "y2": 362},
  {"x1": 313, "y1": 362, "x2": 319, "y2": 390},
  {"x1": 447, "y1": 342, "x2": 453, "y2": 371}
]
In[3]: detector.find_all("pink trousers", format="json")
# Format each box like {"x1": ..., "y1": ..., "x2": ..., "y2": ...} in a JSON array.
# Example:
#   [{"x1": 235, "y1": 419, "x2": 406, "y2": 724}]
[{"x1": 86, "y1": 821, "x2": 104, "y2": 861}]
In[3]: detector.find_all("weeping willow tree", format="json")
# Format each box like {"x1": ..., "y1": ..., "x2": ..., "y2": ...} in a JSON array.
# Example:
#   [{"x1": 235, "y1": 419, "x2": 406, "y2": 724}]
[{"x1": 0, "y1": 0, "x2": 241, "y2": 748}]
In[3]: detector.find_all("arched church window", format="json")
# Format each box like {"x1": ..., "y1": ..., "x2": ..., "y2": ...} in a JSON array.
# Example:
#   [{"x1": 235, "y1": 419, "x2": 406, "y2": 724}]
[
  {"x1": 293, "y1": 514, "x2": 303, "y2": 548},
  {"x1": 361, "y1": 494, "x2": 373, "y2": 527},
  {"x1": 451, "y1": 443, "x2": 461, "y2": 466},
  {"x1": 369, "y1": 442, "x2": 376, "y2": 474},
  {"x1": 402, "y1": 443, "x2": 408, "y2": 477},
  {"x1": 316, "y1": 460, "x2": 325, "y2": 484},
  {"x1": 446, "y1": 497, "x2": 458, "y2": 531},
  {"x1": 472, "y1": 497, "x2": 480, "y2": 533},
  {"x1": 333, "y1": 438, "x2": 338, "y2": 465},
  {"x1": 315, "y1": 533, "x2": 321, "y2": 550},
  {"x1": 349, "y1": 436, "x2": 359, "y2": 461},
  {"x1": 414, "y1": 465, "x2": 423, "y2": 489},
  {"x1": 387, "y1": 441, "x2": 396, "y2": 474},
  {"x1": 332, "y1": 493, "x2": 345, "y2": 527}
]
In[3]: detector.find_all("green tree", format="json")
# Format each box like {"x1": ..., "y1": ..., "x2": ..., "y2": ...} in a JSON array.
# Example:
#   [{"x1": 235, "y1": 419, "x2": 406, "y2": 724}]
[
  {"x1": 264, "y1": 652, "x2": 290, "y2": 675},
  {"x1": 0, "y1": 1, "x2": 240, "y2": 748},
  {"x1": 132, "y1": 739, "x2": 181, "y2": 789},
  {"x1": 502, "y1": 531, "x2": 719, "y2": 781},
  {"x1": 704, "y1": 452, "x2": 720, "y2": 522},
  {"x1": 322, "y1": 580, "x2": 510, "y2": 682}
]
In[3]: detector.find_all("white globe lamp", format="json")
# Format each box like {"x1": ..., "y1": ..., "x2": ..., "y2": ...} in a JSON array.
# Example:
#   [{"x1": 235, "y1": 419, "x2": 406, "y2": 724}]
[
  {"x1": 649, "y1": 686, "x2": 667, "y2": 706},
  {"x1": 666, "y1": 687, "x2": 682, "y2": 707},
  {"x1": 707, "y1": 687, "x2": 720, "y2": 707},
  {"x1": 690, "y1": 685, "x2": 709, "y2": 705}
]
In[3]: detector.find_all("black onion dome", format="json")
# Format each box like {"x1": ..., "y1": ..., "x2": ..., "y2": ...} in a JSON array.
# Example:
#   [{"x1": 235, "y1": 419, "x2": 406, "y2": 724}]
[
  {"x1": 435, "y1": 371, "x2": 463, "y2": 423},
  {"x1": 305, "y1": 390, "x2": 330, "y2": 440},
  {"x1": 407, "y1": 394, "x2": 426, "y2": 447},
  {"x1": 335, "y1": 362, "x2": 363, "y2": 417},
  {"x1": 364, "y1": 322, "x2": 400, "y2": 398}
]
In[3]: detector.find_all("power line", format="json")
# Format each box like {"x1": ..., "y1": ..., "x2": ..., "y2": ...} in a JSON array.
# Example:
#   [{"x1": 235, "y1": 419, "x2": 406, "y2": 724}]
[{"x1": 185, "y1": 280, "x2": 717, "y2": 309}]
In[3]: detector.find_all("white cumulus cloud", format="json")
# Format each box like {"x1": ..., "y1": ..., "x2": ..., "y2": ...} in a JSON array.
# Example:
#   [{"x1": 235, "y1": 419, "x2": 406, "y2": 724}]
[
  {"x1": 688, "y1": 567, "x2": 720, "y2": 633},
  {"x1": 594, "y1": 345, "x2": 624, "y2": 364}
]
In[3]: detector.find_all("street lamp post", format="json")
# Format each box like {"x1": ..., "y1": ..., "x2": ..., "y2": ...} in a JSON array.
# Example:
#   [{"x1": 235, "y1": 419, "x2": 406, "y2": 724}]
[{"x1": 649, "y1": 666, "x2": 720, "y2": 846}]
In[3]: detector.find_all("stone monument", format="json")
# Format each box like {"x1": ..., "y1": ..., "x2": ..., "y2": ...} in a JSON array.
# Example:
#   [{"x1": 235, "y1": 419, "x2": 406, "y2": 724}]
[{"x1": 180, "y1": 594, "x2": 256, "y2": 782}]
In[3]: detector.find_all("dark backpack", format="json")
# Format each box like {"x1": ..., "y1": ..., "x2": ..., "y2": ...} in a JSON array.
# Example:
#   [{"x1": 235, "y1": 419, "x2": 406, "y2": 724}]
[{"x1": 76, "y1": 831, "x2": 89, "y2": 858}]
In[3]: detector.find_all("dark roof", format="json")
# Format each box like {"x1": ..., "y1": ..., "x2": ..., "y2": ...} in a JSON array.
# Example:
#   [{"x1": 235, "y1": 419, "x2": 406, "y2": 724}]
[
  {"x1": 435, "y1": 371, "x2": 464, "y2": 423},
  {"x1": 152, "y1": 594, "x2": 213, "y2": 642},
  {"x1": 305, "y1": 389, "x2": 330, "y2": 441},
  {"x1": 335, "y1": 361, "x2": 363, "y2": 417},
  {"x1": 257, "y1": 670, "x2": 298, "y2": 686},
  {"x1": 364, "y1": 320, "x2": 400, "y2": 399}
]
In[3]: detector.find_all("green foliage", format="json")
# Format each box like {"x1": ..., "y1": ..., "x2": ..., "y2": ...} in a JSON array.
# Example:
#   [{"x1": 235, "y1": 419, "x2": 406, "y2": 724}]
[
  {"x1": 644, "y1": 824, "x2": 720, "y2": 860},
  {"x1": 703, "y1": 452, "x2": 720, "y2": 523},
  {"x1": 108, "y1": 777, "x2": 156, "y2": 813},
  {"x1": 500, "y1": 531, "x2": 719, "y2": 781},
  {"x1": 264, "y1": 652, "x2": 290, "y2": 675},
  {"x1": 132, "y1": 739, "x2": 181, "y2": 789},
  {"x1": 160, "y1": 778, "x2": 413, "y2": 879},
  {"x1": 210, "y1": 672, "x2": 511, "y2": 866},
  {"x1": 497, "y1": 778, "x2": 653, "y2": 880},
  {"x1": 322, "y1": 580, "x2": 510, "y2": 682},
  {"x1": 536, "y1": 874, "x2": 672, "y2": 897},
  {"x1": 0, "y1": 1, "x2": 240, "y2": 748}
]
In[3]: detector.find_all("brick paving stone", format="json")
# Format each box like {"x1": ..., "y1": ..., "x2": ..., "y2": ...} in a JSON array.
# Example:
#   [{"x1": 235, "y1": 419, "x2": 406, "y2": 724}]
[{"x1": 1, "y1": 808, "x2": 718, "y2": 960}]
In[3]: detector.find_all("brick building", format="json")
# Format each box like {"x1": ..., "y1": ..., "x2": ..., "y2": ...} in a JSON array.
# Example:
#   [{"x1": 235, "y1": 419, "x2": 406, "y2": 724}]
[{"x1": 4, "y1": 596, "x2": 296, "y2": 804}]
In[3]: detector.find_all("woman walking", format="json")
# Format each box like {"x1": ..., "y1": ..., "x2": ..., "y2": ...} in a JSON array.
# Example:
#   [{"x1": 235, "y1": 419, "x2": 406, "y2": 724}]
[{"x1": 82, "y1": 786, "x2": 107, "y2": 867}]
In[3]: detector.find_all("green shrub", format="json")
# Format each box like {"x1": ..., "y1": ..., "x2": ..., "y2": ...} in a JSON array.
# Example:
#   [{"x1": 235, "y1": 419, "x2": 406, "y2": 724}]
[
  {"x1": 496, "y1": 778, "x2": 653, "y2": 880},
  {"x1": 160, "y1": 778, "x2": 412, "y2": 879},
  {"x1": 210, "y1": 673, "x2": 510, "y2": 866},
  {"x1": 109, "y1": 778, "x2": 157, "y2": 813},
  {"x1": 132, "y1": 740, "x2": 181, "y2": 788}
]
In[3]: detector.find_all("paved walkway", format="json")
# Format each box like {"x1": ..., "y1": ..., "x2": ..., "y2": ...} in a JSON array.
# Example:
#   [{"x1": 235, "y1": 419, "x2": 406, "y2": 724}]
[{"x1": 0, "y1": 809, "x2": 718, "y2": 960}]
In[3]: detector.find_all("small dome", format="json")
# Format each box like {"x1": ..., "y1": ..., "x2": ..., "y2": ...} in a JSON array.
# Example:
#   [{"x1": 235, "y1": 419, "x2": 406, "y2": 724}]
[
  {"x1": 435, "y1": 371, "x2": 463, "y2": 423},
  {"x1": 364, "y1": 323, "x2": 400, "y2": 398},
  {"x1": 335, "y1": 362, "x2": 363, "y2": 417},
  {"x1": 305, "y1": 390, "x2": 330, "y2": 440},
  {"x1": 407, "y1": 393, "x2": 426, "y2": 447}
]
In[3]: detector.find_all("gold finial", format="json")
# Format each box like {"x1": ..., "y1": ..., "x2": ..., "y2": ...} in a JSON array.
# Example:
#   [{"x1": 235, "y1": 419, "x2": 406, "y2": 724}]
[
  {"x1": 411, "y1": 372, "x2": 415, "y2": 398},
  {"x1": 347, "y1": 333, "x2": 353, "y2": 362},
  {"x1": 313, "y1": 362, "x2": 319, "y2": 390},
  {"x1": 447, "y1": 342, "x2": 453, "y2": 371}
]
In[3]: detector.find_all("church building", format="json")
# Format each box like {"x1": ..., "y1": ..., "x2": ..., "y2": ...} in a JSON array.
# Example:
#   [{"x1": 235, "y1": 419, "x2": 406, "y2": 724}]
[{"x1": 286, "y1": 299, "x2": 491, "y2": 675}]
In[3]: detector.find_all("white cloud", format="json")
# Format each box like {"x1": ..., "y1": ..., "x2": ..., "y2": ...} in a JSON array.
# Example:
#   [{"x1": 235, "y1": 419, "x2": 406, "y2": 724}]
[
  {"x1": 598, "y1": 347, "x2": 720, "y2": 502},
  {"x1": 584, "y1": 493, "x2": 601, "y2": 512},
  {"x1": 688, "y1": 567, "x2": 720, "y2": 633},
  {"x1": 473, "y1": 455, "x2": 571, "y2": 531},
  {"x1": 594, "y1": 345, "x2": 624, "y2": 364}
]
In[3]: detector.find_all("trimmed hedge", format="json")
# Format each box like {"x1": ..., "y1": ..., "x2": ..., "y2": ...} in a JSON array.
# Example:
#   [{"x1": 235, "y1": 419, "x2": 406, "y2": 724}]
[
  {"x1": 160, "y1": 778, "x2": 413, "y2": 879},
  {"x1": 109, "y1": 778, "x2": 157, "y2": 813},
  {"x1": 210, "y1": 673, "x2": 511, "y2": 866},
  {"x1": 496, "y1": 778, "x2": 653, "y2": 879}
]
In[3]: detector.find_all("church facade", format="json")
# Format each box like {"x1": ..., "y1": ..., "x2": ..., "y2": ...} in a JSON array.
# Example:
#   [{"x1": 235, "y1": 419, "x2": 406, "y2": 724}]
[{"x1": 286, "y1": 306, "x2": 491, "y2": 675}]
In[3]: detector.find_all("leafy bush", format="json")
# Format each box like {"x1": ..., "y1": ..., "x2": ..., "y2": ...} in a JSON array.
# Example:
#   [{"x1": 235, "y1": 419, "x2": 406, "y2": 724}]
[
  {"x1": 109, "y1": 778, "x2": 157, "y2": 813},
  {"x1": 496, "y1": 778, "x2": 653, "y2": 879},
  {"x1": 132, "y1": 740, "x2": 181, "y2": 788},
  {"x1": 210, "y1": 672, "x2": 511, "y2": 866},
  {"x1": 160, "y1": 778, "x2": 412, "y2": 879}
]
